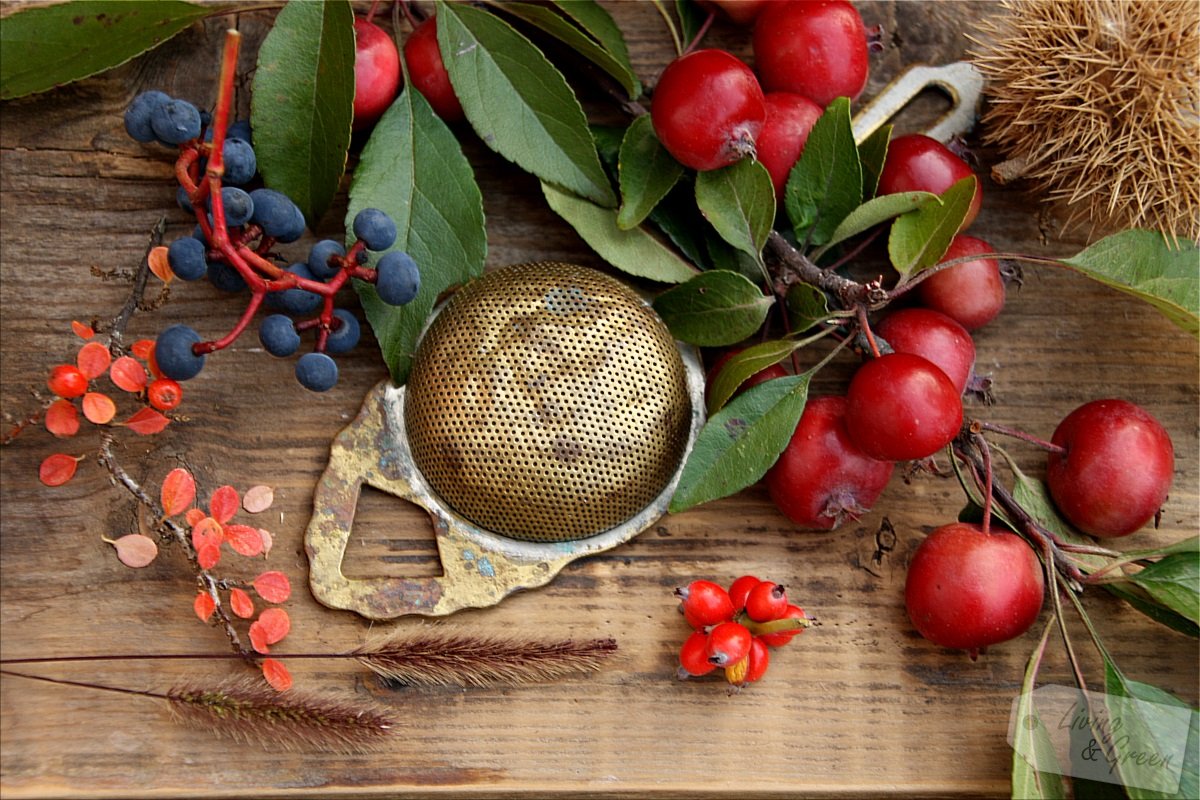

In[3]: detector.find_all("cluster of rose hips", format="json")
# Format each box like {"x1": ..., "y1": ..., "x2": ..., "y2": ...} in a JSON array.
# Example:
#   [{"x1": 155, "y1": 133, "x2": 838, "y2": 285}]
[
  {"x1": 123, "y1": 84, "x2": 421, "y2": 393},
  {"x1": 675, "y1": 576, "x2": 808, "y2": 689},
  {"x1": 672, "y1": 1, "x2": 1179, "y2": 660}
]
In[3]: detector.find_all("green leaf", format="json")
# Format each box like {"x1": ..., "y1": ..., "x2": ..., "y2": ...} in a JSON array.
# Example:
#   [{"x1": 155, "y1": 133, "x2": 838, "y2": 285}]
[
  {"x1": 1103, "y1": 583, "x2": 1200, "y2": 639},
  {"x1": 786, "y1": 283, "x2": 834, "y2": 333},
  {"x1": 671, "y1": 0, "x2": 704, "y2": 52},
  {"x1": 889, "y1": 175, "x2": 976, "y2": 279},
  {"x1": 810, "y1": 191, "x2": 939, "y2": 261},
  {"x1": 1126, "y1": 554, "x2": 1200, "y2": 626},
  {"x1": 1006, "y1": 457, "x2": 1108, "y2": 571},
  {"x1": 652, "y1": 270, "x2": 773, "y2": 345},
  {"x1": 1118, "y1": 680, "x2": 1199, "y2": 800},
  {"x1": 251, "y1": 0, "x2": 354, "y2": 230},
  {"x1": 669, "y1": 373, "x2": 810, "y2": 513},
  {"x1": 491, "y1": 2, "x2": 641, "y2": 98},
  {"x1": 1010, "y1": 620, "x2": 1067, "y2": 800},
  {"x1": 617, "y1": 115, "x2": 684, "y2": 230},
  {"x1": 348, "y1": 84, "x2": 486, "y2": 385},
  {"x1": 0, "y1": 1, "x2": 223, "y2": 100},
  {"x1": 707, "y1": 339, "x2": 798, "y2": 414},
  {"x1": 541, "y1": 182, "x2": 697, "y2": 283},
  {"x1": 858, "y1": 123, "x2": 891, "y2": 199},
  {"x1": 695, "y1": 159, "x2": 776, "y2": 264},
  {"x1": 784, "y1": 97, "x2": 862, "y2": 246},
  {"x1": 1121, "y1": 537, "x2": 1200, "y2": 560},
  {"x1": 1105, "y1": 663, "x2": 1198, "y2": 798},
  {"x1": 438, "y1": 1, "x2": 616, "y2": 207},
  {"x1": 1060, "y1": 230, "x2": 1200, "y2": 337},
  {"x1": 549, "y1": 0, "x2": 639, "y2": 94}
]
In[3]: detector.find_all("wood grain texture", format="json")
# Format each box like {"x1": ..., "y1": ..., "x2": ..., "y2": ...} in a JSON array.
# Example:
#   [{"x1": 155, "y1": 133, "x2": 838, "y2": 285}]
[{"x1": 2, "y1": 3, "x2": 1196, "y2": 798}]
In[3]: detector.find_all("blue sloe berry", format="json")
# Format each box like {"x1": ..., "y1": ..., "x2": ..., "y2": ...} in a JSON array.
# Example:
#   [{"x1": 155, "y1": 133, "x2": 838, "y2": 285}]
[
  {"x1": 259, "y1": 314, "x2": 301, "y2": 357},
  {"x1": 124, "y1": 91, "x2": 171, "y2": 143},
  {"x1": 207, "y1": 261, "x2": 247, "y2": 293},
  {"x1": 167, "y1": 237, "x2": 208, "y2": 282},
  {"x1": 325, "y1": 309, "x2": 361, "y2": 355},
  {"x1": 295, "y1": 352, "x2": 339, "y2": 392},
  {"x1": 155, "y1": 324, "x2": 206, "y2": 381},
  {"x1": 221, "y1": 138, "x2": 257, "y2": 186},
  {"x1": 307, "y1": 239, "x2": 346, "y2": 280},
  {"x1": 352, "y1": 208, "x2": 397, "y2": 251},
  {"x1": 150, "y1": 98, "x2": 202, "y2": 145},
  {"x1": 375, "y1": 251, "x2": 421, "y2": 306},
  {"x1": 250, "y1": 189, "x2": 306, "y2": 242}
]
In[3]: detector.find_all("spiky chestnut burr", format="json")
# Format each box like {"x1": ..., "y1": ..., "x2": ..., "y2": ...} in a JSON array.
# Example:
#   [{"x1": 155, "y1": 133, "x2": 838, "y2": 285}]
[{"x1": 969, "y1": 0, "x2": 1199, "y2": 242}]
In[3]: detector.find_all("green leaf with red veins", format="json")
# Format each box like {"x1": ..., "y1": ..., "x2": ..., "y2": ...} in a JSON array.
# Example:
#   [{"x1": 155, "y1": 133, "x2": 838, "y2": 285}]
[
  {"x1": 784, "y1": 97, "x2": 862, "y2": 247},
  {"x1": 1060, "y1": 230, "x2": 1200, "y2": 338},
  {"x1": 695, "y1": 159, "x2": 776, "y2": 267},
  {"x1": 348, "y1": 80, "x2": 485, "y2": 385},
  {"x1": 888, "y1": 176, "x2": 976, "y2": 280},
  {"x1": 250, "y1": 0, "x2": 354, "y2": 229},
  {"x1": 542, "y1": 182, "x2": 697, "y2": 284},
  {"x1": 652, "y1": 270, "x2": 773, "y2": 346},
  {"x1": 0, "y1": 1, "x2": 229, "y2": 100},
  {"x1": 669, "y1": 372, "x2": 811, "y2": 513},
  {"x1": 491, "y1": 2, "x2": 641, "y2": 98},
  {"x1": 615, "y1": 115, "x2": 684, "y2": 230},
  {"x1": 437, "y1": 1, "x2": 616, "y2": 208}
]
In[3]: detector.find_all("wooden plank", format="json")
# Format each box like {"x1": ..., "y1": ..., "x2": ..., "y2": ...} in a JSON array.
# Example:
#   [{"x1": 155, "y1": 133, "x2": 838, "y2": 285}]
[{"x1": 2, "y1": 3, "x2": 1196, "y2": 798}]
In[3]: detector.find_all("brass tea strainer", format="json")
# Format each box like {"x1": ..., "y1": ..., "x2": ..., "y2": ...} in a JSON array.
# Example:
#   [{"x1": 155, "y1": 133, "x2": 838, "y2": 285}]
[{"x1": 305, "y1": 262, "x2": 705, "y2": 619}]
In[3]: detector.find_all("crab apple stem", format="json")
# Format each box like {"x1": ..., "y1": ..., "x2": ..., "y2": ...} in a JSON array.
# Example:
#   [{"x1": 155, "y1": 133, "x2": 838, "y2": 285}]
[
  {"x1": 974, "y1": 431, "x2": 995, "y2": 536},
  {"x1": 977, "y1": 421, "x2": 1067, "y2": 455},
  {"x1": 682, "y1": 10, "x2": 716, "y2": 56},
  {"x1": 856, "y1": 305, "x2": 882, "y2": 359},
  {"x1": 194, "y1": 290, "x2": 265, "y2": 355}
]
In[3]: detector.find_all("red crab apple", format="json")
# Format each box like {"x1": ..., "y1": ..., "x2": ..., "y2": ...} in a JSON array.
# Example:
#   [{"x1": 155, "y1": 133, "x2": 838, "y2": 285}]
[{"x1": 905, "y1": 522, "x2": 1045, "y2": 654}]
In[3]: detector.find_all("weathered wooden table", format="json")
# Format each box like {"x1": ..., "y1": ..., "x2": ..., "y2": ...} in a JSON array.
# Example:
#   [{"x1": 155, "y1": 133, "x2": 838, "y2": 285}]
[{"x1": 2, "y1": 2, "x2": 1196, "y2": 798}]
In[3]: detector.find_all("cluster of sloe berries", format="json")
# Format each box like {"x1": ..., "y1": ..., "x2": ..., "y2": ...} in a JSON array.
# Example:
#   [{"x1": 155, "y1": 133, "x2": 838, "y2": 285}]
[
  {"x1": 675, "y1": 576, "x2": 807, "y2": 689},
  {"x1": 123, "y1": 90, "x2": 421, "y2": 392}
]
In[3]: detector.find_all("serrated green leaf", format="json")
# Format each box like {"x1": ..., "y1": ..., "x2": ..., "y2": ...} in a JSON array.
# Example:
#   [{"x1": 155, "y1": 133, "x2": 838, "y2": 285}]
[
  {"x1": 784, "y1": 97, "x2": 862, "y2": 246},
  {"x1": 859, "y1": 123, "x2": 891, "y2": 199},
  {"x1": 491, "y1": 2, "x2": 641, "y2": 98},
  {"x1": 652, "y1": 270, "x2": 773, "y2": 345},
  {"x1": 348, "y1": 84, "x2": 486, "y2": 385},
  {"x1": 541, "y1": 182, "x2": 697, "y2": 283},
  {"x1": 1010, "y1": 620, "x2": 1067, "y2": 800},
  {"x1": 251, "y1": 0, "x2": 354, "y2": 230},
  {"x1": 707, "y1": 339, "x2": 798, "y2": 414},
  {"x1": 669, "y1": 373, "x2": 810, "y2": 513},
  {"x1": 695, "y1": 159, "x2": 775, "y2": 263},
  {"x1": 889, "y1": 175, "x2": 976, "y2": 279},
  {"x1": 617, "y1": 115, "x2": 684, "y2": 229},
  {"x1": 1105, "y1": 663, "x2": 1198, "y2": 798},
  {"x1": 1006, "y1": 456, "x2": 1108, "y2": 572},
  {"x1": 1060, "y1": 230, "x2": 1200, "y2": 337},
  {"x1": 438, "y1": 1, "x2": 615, "y2": 207},
  {"x1": 549, "y1": 0, "x2": 639, "y2": 93},
  {"x1": 0, "y1": 1, "x2": 223, "y2": 100},
  {"x1": 786, "y1": 282, "x2": 833, "y2": 333},
  {"x1": 811, "y1": 191, "x2": 938, "y2": 261},
  {"x1": 1127, "y1": 554, "x2": 1200, "y2": 626}
]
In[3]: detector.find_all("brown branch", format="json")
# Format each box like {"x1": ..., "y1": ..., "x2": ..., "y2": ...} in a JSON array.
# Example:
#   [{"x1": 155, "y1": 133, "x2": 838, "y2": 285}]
[
  {"x1": 97, "y1": 433, "x2": 251, "y2": 661},
  {"x1": 107, "y1": 217, "x2": 167, "y2": 353},
  {"x1": 765, "y1": 231, "x2": 886, "y2": 309}
]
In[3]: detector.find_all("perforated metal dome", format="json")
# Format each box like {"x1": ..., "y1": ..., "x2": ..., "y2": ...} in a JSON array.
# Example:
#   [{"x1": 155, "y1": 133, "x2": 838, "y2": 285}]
[{"x1": 403, "y1": 262, "x2": 692, "y2": 542}]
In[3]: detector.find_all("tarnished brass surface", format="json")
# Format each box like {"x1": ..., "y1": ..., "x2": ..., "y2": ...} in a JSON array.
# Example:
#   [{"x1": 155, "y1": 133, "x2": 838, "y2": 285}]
[
  {"x1": 405, "y1": 262, "x2": 692, "y2": 542},
  {"x1": 305, "y1": 263, "x2": 704, "y2": 618}
]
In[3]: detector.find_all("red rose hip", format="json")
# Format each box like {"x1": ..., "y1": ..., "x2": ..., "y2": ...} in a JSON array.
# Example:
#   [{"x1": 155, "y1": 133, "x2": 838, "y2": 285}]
[{"x1": 651, "y1": 49, "x2": 766, "y2": 171}]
